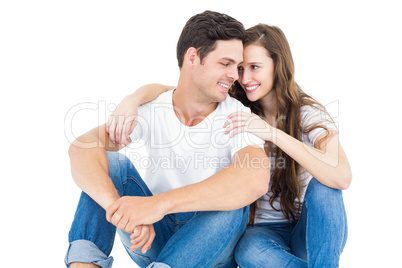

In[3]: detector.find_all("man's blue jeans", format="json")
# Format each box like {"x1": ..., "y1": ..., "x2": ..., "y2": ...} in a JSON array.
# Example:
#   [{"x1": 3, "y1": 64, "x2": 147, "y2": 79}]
[
  {"x1": 235, "y1": 178, "x2": 348, "y2": 268},
  {"x1": 65, "y1": 152, "x2": 249, "y2": 268}
]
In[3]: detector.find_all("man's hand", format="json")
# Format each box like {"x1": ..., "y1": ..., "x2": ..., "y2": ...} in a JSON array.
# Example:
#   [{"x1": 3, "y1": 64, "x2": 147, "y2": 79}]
[
  {"x1": 106, "y1": 196, "x2": 165, "y2": 233},
  {"x1": 106, "y1": 196, "x2": 164, "y2": 254},
  {"x1": 130, "y1": 224, "x2": 156, "y2": 254}
]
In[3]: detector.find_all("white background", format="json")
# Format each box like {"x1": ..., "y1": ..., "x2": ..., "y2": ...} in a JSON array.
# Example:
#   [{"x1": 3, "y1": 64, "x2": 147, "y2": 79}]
[{"x1": 1, "y1": 0, "x2": 401, "y2": 267}]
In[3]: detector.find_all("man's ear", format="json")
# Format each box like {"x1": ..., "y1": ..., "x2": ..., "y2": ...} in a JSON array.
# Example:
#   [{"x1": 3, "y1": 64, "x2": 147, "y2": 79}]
[{"x1": 185, "y1": 47, "x2": 199, "y2": 67}]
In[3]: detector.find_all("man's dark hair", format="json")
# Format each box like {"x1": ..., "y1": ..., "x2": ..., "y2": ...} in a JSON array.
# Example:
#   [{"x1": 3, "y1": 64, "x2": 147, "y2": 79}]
[{"x1": 176, "y1": 10, "x2": 245, "y2": 68}]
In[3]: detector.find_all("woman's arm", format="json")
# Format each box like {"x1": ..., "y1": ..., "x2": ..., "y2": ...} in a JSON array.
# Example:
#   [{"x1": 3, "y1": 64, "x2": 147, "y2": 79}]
[
  {"x1": 274, "y1": 129, "x2": 352, "y2": 190},
  {"x1": 107, "y1": 84, "x2": 174, "y2": 145},
  {"x1": 224, "y1": 112, "x2": 352, "y2": 190}
]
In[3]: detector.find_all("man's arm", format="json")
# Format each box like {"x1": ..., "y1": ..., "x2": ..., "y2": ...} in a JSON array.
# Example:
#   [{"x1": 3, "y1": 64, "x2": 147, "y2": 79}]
[
  {"x1": 159, "y1": 145, "x2": 270, "y2": 212},
  {"x1": 69, "y1": 124, "x2": 156, "y2": 253},
  {"x1": 68, "y1": 124, "x2": 123, "y2": 209},
  {"x1": 106, "y1": 145, "x2": 270, "y2": 232}
]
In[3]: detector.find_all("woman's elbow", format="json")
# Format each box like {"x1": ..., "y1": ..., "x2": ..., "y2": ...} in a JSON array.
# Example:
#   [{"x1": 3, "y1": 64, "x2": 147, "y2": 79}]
[
  {"x1": 337, "y1": 169, "x2": 352, "y2": 190},
  {"x1": 340, "y1": 176, "x2": 352, "y2": 190}
]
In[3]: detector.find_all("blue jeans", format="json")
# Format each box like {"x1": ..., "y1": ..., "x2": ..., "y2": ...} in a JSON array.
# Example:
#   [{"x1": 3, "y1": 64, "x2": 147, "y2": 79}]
[
  {"x1": 65, "y1": 152, "x2": 249, "y2": 268},
  {"x1": 235, "y1": 178, "x2": 348, "y2": 268}
]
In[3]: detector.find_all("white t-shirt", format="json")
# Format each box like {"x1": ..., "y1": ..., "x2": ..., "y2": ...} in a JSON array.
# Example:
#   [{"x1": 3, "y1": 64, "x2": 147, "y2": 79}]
[
  {"x1": 129, "y1": 89, "x2": 265, "y2": 196},
  {"x1": 254, "y1": 104, "x2": 337, "y2": 223}
]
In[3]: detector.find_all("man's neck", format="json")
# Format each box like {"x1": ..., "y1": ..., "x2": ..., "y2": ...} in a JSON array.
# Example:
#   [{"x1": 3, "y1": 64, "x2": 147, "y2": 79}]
[{"x1": 173, "y1": 84, "x2": 218, "y2": 127}]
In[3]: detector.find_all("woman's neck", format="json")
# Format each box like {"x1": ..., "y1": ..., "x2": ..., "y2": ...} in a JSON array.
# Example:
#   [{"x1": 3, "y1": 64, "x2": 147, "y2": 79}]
[{"x1": 259, "y1": 90, "x2": 278, "y2": 126}]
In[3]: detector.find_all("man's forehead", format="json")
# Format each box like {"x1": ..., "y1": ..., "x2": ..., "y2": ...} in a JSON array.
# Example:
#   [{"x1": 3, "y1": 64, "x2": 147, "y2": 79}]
[{"x1": 213, "y1": 40, "x2": 243, "y2": 63}]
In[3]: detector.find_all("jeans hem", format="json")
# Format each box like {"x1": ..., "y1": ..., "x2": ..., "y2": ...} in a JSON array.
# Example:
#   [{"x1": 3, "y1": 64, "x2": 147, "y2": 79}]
[
  {"x1": 65, "y1": 239, "x2": 114, "y2": 268},
  {"x1": 146, "y1": 262, "x2": 171, "y2": 268}
]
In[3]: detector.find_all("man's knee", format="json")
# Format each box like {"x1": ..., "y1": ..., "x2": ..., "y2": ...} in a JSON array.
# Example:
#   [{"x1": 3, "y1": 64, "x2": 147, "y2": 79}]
[
  {"x1": 106, "y1": 152, "x2": 132, "y2": 173},
  {"x1": 188, "y1": 207, "x2": 249, "y2": 244},
  {"x1": 207, "y1": 207, "x2": 249, "y2": 230},
  {"x1": 106, "y1": 152, "x2": 134, "y2": 195}
]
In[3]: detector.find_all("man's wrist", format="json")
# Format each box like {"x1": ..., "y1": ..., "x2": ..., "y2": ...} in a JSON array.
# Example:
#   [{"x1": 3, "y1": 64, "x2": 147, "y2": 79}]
[
  {"x1": 154, "y1": 192, "x2": 175, "y2": 216},
  {"x1": 102, "y1": 191, "x2": 120, "y2": 210}
]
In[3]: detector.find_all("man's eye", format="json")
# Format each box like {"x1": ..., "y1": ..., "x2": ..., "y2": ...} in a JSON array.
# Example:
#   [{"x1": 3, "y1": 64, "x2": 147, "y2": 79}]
[
  {"x1": 238, "y1": 66, "x2": 244, "y2": 72},
  {"x1": 221, "y1": 63, "x2": 229, "y2": 67},
  {"x1": 252, "y1": 65, "x2": 259, "y2": 70}
]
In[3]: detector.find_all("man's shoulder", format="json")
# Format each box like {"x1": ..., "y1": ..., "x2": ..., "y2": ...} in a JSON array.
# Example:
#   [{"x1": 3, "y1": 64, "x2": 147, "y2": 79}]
[
  {"x1": 140, "y1": 89, "x2": 173, "y2": 110},
  {"x1": 151, "y1": 89, "x2": 173, "y2": 104},
  {"x1": 136, "y1": 90, "x2": 173, "y2": 122}
]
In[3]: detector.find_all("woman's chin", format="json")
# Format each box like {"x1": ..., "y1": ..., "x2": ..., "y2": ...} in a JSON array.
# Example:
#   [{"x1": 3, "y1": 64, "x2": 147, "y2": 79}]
[{"x1": 246, "y1": 93, "x2": 259, "y2": 102}]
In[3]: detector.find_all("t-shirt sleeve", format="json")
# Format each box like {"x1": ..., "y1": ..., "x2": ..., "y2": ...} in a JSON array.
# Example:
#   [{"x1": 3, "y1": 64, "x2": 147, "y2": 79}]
[
  {"x1": 301, "y1": 105, "x2": 338, "y2": 146},
  {"x1": 230, "y1": 131, "x2": 266, "y2": 158},
  {"x1": 129, "y1": 104, "x2": 150, "y2": 143},
  {"x1": 229, "y1": 104, "x2": 265, "y2": 158}
]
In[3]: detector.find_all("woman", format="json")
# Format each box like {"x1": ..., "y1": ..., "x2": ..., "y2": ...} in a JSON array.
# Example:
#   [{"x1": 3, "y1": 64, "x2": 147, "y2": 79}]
[{"x1": 107, "y1": 24, "x2": 351, "y2": 267}]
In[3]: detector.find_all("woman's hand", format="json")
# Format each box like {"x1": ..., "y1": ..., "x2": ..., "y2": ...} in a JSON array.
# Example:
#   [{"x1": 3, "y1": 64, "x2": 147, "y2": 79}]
[
  {"x1": 223, "y1": 112, "x2": 274, "y2": 142},
  {"x1": 106, "y1": 95, "x2": 139, "y2": 146},
  {"x1": 106, "y1": 84, "x2": 174, "y2": 146}
]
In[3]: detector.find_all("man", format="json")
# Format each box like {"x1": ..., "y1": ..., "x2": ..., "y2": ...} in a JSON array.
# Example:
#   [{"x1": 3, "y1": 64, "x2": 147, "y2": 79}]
[{"x1": 65, "y1": 10, "x2": 270, "y2": 268}]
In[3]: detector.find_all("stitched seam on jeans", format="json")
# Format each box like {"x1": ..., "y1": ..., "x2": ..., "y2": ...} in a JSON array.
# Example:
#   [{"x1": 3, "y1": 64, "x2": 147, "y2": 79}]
[
  {"x1": 214, "y1": 254, "x2": 234, "y2": 267},
  {"x1": 175, "y1": 214, "x2": 179, "y2": 232},
  {"x1": 126, "y1": 175, "x2": 149, "y2": 196},
  {"x1": 176, "y1": 212, "x2": 198, "y2": 224},
  {"x1": 268, "y1": 239, "x2": 307, "y2": 264},
  {"x1": 305, "y1": 206, "x2": 310, "y2": 266},
  {"x1": 106, "y1": 228, "x2": 117, "y2": 256},
  {"x1": 164, "y1": 218, "x2": 176, "y2": 224}
]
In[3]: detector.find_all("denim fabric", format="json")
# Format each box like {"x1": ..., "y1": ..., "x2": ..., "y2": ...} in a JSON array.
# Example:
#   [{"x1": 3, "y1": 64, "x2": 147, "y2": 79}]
[
  {"x1": 65, "y1": 152, "x2": 248, "y2": 268},
  {"x1": 235, "y1": 178, "x2": 348, "y2": 268}
]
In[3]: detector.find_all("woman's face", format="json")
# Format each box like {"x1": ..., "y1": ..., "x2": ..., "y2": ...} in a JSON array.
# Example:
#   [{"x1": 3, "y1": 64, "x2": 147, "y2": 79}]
[{"x1": 238, "y1": 44, "x2": 275, "y2": 102}]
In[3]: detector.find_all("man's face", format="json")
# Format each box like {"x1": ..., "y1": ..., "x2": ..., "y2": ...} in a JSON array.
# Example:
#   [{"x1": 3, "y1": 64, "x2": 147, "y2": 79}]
[{"x1": 192, "y1": 39, "x2": 243, "y2": 103}]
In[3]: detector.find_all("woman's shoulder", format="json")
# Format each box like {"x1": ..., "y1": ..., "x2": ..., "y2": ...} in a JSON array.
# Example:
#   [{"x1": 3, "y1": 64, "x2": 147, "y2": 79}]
[{"x1": 300, "y1": 103, "x2": 330, "y2": 125}]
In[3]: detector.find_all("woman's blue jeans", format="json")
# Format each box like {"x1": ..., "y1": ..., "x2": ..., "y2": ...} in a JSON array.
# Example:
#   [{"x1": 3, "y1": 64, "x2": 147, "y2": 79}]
[
  {"x1": 235, "y1": 178, "x2": 348, "y2": 268},
  {"x1": 65, "y1": 152, "x2": 249, "y2": 268}
]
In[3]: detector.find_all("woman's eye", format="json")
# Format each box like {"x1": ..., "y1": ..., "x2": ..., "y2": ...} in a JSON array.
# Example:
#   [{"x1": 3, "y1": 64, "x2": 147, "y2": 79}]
[
  {"x1": 221, "y1": 62, "x2": 229, "y2": 67},
  {"x1": 252, "y1": 65, "x2": 259, "y2": 70},
  {"x1": 238, "y1": 66, "x2": 244, "y2": 72}
]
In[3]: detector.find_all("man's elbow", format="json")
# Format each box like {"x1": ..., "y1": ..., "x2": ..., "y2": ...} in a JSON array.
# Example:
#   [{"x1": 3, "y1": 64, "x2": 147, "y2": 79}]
[
  {"x1": 68, "y1": 137, "x2": 91, "y2": 158},
  {"x1": 68, "y1": 131, "x2": 101, "y2": 157},
  {"x1": 258, "y1": 168, "x2": 270, "y2": 196},
  {"x1": 68, "y1": 139, "x2": 83, "y2": 159}
]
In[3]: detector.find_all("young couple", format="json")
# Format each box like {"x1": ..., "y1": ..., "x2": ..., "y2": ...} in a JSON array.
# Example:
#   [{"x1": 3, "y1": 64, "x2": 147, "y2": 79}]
[{"x1": 66, "y1": 10, "x2": 351, "y2": 268}]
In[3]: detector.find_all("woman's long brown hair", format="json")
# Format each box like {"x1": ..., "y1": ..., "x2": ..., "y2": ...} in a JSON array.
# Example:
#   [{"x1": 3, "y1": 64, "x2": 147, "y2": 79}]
[{"x1": 229, "y1": 24, "x2": 335, "y2": 224}]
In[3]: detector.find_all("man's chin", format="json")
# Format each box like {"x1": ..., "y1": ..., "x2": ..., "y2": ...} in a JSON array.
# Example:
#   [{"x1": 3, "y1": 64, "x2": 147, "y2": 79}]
[{"x1": 215, "y1": 92, "x2": 228, "y2": 102}]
